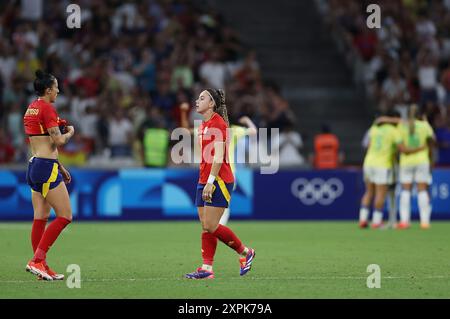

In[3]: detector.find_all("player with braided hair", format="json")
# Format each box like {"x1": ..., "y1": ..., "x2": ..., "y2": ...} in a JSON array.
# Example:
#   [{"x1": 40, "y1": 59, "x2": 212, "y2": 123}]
[{"x1": 184, "y1": 88, "x2": 255, "y2": 279}]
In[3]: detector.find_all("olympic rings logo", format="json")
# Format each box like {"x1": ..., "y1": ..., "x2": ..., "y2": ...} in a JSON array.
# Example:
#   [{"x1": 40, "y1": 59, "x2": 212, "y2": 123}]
[{"x1": 291, "y1": 178, "x2": 344, "y2": 206}]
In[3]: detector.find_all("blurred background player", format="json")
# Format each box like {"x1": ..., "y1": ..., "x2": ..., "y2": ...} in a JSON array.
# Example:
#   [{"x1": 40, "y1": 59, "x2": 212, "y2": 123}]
[
  {"x1": 23, "y1": 70, "x2": 75, "y2": 280},
  {"x1": 397, "y1": 105, "x2": 436, "y2": 229},
  {"x1": 184, "y1": 88, "x2": 255, "y2": 279},
  {"x1": 179, "y1": 103, "x2": 257, "y2": 225},
  {"x1": 359, "y1": 111, "x2": 401, "y2": 229},
  {"x1": 220, "y1": 116, "x2": 257, "y2": 225}
]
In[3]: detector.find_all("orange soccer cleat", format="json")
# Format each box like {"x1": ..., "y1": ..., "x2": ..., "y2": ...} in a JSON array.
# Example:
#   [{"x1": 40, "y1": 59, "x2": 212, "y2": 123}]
[
  {"x1": 26, "y1": 260, "x2": 53, "y2": 281},
  {"x1": 396, "y1": 222, "x2": 410, "y2": 230},
  {"x1": 359, "y1": 221, "x2": 369, "y2": 229},
  {"x1": 371, "y1": 223, "x2": 383, "y2": 229},
  {"x1": 42, "y1": 261, "x2": 64, "y2": 280},
  {"x1": 420, "y1": 223, "x2": 431, "y2": 230}
]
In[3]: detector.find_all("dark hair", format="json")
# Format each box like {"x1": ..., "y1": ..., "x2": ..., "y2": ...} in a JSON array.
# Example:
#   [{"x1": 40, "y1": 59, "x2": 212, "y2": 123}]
[
  {"x1": 206, "y1": 88, "x2": 229, "y2": 126},
  {"x1": 385, "y1": 110, "x2": 401, "y2": 118},
  {"x1": 34, "y1": 70, "x2": 56, "y2": 96},
  {"x1": 321, "y1": 124, "x2": 331, "y2": 134}
]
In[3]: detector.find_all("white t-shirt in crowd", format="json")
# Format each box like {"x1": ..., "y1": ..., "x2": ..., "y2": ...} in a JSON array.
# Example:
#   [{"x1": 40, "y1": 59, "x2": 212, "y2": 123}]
[
  {"x1": 108, "y1": 118, "x2": 133, "y2": 146},
  {"x1": 272, "y1": 132, "x2": 305, "y2": 166},
  {"x1": 199, "y1": 61, "x2": 226, "y2": 89},
  {"x1": 418, "y1": 66, "x2": 437, "y2": 89}
]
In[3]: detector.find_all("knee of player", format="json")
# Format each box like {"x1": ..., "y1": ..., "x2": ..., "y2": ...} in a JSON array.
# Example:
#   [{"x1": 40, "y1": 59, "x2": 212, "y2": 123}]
[{"x1": 202, "y1": 223, "x2": 217, "y2": 233}]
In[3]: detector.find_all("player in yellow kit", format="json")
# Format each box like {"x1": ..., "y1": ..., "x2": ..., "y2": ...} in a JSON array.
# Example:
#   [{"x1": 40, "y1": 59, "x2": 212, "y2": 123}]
[
  {"x1": 397, "y1": 105, "x2": 436, "y2": 229},
  {"x1": 359, "y1": 111, "x2": 402, "y2": 228},
  {"x1": 219, "y1": 117, "x2": 257, "y2": 225}
]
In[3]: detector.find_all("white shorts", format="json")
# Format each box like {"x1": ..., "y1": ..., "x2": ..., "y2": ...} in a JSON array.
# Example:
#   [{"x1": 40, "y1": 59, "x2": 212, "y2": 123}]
[
  {"x1": 399, "y1": 164, "x2": 432, "y2": 184},
  {"x1": 363, "y1": 167, "x2": 394, "y2": 185}
]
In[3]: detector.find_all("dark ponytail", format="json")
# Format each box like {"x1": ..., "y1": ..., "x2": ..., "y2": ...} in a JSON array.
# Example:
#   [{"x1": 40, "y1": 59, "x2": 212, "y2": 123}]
[
  {"x1": 34, "y1": 70, "x2": 56, "y2": 96},
  {"x1": 206, "y1": 88, "x2": 230, "y2": 126}
]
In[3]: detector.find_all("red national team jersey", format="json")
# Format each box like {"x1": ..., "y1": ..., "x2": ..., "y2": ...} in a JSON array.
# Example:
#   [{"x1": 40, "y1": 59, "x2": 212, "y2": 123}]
[
  {"x1": 23, "y1": 99, "x2": 59, "y2": 136},
  {"x1": 198, "y1": 113, "x2": 234, "y2": 184}
]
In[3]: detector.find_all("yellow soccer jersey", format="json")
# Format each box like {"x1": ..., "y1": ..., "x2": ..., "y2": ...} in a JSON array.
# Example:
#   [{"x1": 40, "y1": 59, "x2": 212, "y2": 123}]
[
  {"x1": 229, "y1": 125, "x2": 248, "y2": 174},
  {"x1": 398, "y1": 120, "x2": 435, "y2": 167},
  {"x1": 363, "y1": 124, "x2": 401, "y2": 169}
]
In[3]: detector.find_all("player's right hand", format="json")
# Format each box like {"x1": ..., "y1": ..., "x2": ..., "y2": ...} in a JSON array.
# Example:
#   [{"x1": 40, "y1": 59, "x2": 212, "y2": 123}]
[{"x1": 66, "y1": 125, "x2": 75, "y2": 136}]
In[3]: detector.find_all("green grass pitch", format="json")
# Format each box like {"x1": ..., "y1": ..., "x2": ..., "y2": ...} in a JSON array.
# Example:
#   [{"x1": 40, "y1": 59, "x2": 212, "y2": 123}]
[{"x1": 1, "y1": 221, "x2": 449, "y2": 298}]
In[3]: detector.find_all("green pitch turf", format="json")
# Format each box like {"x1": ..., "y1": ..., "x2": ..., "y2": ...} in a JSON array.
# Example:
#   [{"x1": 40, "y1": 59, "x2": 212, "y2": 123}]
[{"x1": 0, "y1": 221, "x2": 449, "y2": 298}]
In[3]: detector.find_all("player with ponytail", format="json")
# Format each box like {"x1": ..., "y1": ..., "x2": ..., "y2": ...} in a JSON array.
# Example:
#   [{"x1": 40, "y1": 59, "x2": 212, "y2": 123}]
[{"x1": 184, "y1": 88, "x2": 256, "y2": 279}]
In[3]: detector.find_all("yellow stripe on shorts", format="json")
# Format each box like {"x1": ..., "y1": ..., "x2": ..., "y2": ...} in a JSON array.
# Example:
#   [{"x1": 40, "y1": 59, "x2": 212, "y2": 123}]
[
  {"x1": 216, "y1": 176, "x2": 231, "y2": 203},
  {"x1": 42, "y1": 163, "x2": 59, "y2": 198}
]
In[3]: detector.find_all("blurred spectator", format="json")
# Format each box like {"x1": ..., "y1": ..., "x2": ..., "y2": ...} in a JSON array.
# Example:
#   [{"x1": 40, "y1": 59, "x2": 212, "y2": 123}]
[
  {"x1": 199, "y1": 47, "x2": 227, "y2": 89},
  {"x1": 6, "y1": 104, "x2": 25, "y2": 159},
  {"x1": 311, "y1": 124, "x2": 343, "y2": 169},
  {"x1": 134, "y1": 49, "x2": 157, "y2": 94},
  {"x1": 417, "y1": 47, "x2": 439, "y2": 106},
  {"x1": 272, "y1": 122, "x2": 305, "y2": 167},
  {"x1": 380, "y1": 66, "x2": 409, "y2": 113},
  {"x1": 434, "y1": 114, "x2": 450, "y2": 165},
  {"x1": 440, "y1": 60, "x2": 450, "y2": 107},
  {"x1": 108, "y1": 109, "x2": 133, "y2": 157},
  {"x1": 0, "y1": 129, "x2": 15, "y2": 164}
]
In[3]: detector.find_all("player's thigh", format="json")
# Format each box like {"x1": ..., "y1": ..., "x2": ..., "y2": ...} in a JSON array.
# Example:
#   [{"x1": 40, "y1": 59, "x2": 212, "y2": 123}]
[
  {"x1": 31, "y1": 190, "x2": 51, "y2": 220},
  {"x1": 202, "y1": 206, "x2": 225, "y2": 232},
  {"x1": 197, "y1": 207, "x2": 205, "y2": 223},
  {"x1": 45, "y1": 182, "x2": 72, "y2": 220},
  {"x1": 415, "y1": 164, "x2": 432, "y2": 187}
]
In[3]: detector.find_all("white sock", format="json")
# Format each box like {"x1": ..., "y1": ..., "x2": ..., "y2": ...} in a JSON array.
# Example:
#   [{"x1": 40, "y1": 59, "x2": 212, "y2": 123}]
[
  {"x1": 359, "y1": 207, "x2": 369, "y2": 223},
  {"x1": 372, "y1": 210, "x2": 383, "y2": 225},
  {"x1": 240, "y1": 247, "x2": 249, "y2": 257},
  {"x1": 388, "y1": 189, "x2": 397, "y2": 225},
  {"x1": 219, "y1": 208, "x2": 230, "y2": 225},
  {"x1": 418, "y1": 191, "x2": 431, "y2": 225},
  {"x1": 201, "y1": 264, "x2": 213, "y2": 272},
  {"x1": 400, "y1": 190, "x2": 411, "y2": 224}
]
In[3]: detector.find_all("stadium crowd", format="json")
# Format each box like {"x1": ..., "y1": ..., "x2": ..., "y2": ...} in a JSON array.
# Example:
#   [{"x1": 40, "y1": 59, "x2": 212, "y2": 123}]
[
  {"x1": 320, "y1": 0, "x2": 450, "y2": 165},
  {"x1": 0, "y1": 0, "x2": 299, "y2": 167}
]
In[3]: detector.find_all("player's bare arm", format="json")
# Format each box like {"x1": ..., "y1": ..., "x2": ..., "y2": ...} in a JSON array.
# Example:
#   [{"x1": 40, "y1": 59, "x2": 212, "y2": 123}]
[
  {"x1": 48, "y1": 125, "x2": 74, "y2": 146},
  {"x1": 238, "y1": 116, "x2": 257, "y2": 136},
  {"x1": 179, "y1": 102, "x2": 195, "y2": 134}
]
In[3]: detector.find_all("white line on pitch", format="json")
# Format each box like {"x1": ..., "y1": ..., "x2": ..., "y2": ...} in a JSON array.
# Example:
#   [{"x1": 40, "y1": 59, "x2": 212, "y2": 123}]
[{"x1": 1, "y1": 275, "x2": 449, "y2": 284}]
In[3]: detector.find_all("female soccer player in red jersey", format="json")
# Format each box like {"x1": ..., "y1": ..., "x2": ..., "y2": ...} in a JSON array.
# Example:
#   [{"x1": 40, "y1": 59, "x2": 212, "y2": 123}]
[
  {"x1": 184, "y1": 88, "x2": 255, "y2": 279},
  {"x1": 23, "y1": 70, "x2": 75, "y2": 281}
]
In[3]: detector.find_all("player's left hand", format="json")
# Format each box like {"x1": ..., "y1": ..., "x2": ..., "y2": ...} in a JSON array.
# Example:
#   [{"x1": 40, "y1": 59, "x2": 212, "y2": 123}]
[
  {"x1": 238, "y1": 116, "x2": 250, "y2": 125},
  {"x1": 202, "y1": 183, "x2": 214, "y2": 202},
  {"x1": 60, "y1": 166, "x2": 72, "y2": 184}
]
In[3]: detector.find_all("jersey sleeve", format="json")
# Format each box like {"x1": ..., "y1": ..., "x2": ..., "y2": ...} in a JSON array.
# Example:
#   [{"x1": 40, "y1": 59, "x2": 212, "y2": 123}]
[
  {"x1": 41, "y1": 103, "x2": 59, "y2": 129},
  {"x1": 425, "y1": 121, "x2": 436, "y2": 140}
]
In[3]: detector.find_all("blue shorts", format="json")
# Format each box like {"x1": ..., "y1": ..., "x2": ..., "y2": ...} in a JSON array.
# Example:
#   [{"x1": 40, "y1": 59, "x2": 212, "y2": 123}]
[
  {"x1": 26, "y1": 157, "x2": 62, "y2": 198},
  {"x1": 195, "y1": 179, "x2": 234, "y2": 208}
]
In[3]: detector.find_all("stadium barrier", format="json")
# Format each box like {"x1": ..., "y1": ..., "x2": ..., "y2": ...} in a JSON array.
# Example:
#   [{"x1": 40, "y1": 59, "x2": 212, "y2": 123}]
[{"x1": 0, "y1": 168, "x2": 449, "y2": 220}]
